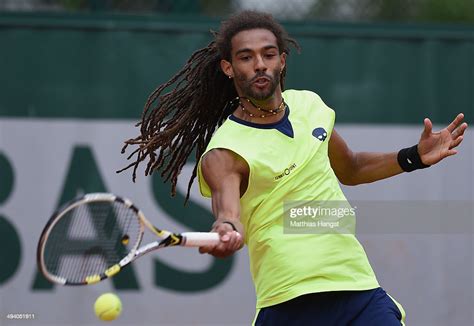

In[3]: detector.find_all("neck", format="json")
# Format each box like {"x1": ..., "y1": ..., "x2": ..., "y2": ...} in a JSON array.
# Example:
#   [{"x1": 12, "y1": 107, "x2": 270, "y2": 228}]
[
  {"x1": 232, "y1": 93, "x2": 286, "y2": 124},
  {"x1": 246, "y1": 93, "x2": 282, "y2": 111}
]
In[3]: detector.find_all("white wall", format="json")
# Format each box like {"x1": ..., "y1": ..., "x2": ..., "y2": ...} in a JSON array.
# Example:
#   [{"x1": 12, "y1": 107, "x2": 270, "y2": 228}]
[{"x1": 0, "y1": 119, "x2": 471, "y2": 325}]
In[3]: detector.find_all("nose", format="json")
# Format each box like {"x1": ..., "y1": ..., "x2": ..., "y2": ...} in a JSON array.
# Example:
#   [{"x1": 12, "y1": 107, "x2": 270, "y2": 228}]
[{"x1": 254, "y1": 54, "x2": 267, "y2": 72}]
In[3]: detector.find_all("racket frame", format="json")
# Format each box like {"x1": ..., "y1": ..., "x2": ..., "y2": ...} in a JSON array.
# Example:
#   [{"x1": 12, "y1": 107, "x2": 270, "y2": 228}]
[{"x1": 37, "y1": 193, "x2": 219, "y2": 286}]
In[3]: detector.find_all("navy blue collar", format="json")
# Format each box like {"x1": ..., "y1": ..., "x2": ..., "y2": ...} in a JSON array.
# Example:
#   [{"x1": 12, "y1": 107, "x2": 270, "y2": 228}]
[{"x1": 228, "y1": 107, "x2": 294, "y2": 138}]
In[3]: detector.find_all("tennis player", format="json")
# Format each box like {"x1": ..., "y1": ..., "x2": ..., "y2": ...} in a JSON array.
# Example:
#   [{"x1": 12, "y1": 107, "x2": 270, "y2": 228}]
[{"x1": 121, "y1": 10, "x2": 467, "y2": 326}]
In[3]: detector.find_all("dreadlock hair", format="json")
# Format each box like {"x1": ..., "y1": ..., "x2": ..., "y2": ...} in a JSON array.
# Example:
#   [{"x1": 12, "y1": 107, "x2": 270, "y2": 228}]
[{"x1": 118, "y1": 10, "x2": 300, "y2": 202}]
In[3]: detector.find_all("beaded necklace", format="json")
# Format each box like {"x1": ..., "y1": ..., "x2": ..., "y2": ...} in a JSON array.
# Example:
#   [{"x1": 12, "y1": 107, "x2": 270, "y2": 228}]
[{"x1": 238, "y1": 97, "x2": 286, "y2": 118}]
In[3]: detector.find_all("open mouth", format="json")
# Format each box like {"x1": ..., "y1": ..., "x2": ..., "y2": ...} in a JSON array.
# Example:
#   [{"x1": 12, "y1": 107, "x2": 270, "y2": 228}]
[{"x1": 253, "y1": 77, "x2": 270, "y2": 87}]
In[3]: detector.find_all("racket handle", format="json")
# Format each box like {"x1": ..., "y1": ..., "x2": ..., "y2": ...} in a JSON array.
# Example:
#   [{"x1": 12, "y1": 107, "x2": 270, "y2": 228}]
[{"x1": 181, "y1": 232, "x2": 220, "y2": 247}]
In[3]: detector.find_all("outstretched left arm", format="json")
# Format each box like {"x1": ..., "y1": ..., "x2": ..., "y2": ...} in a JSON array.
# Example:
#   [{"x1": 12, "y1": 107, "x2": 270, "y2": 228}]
[{"x1": 329, "y1": 113, "x2": 468, "y2": 186}]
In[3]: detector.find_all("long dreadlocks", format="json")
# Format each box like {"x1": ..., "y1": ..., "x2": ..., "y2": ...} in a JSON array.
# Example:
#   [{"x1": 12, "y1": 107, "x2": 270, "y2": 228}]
[{"x1": 118, "y1": 10, "x2": 300, "y2": 202}]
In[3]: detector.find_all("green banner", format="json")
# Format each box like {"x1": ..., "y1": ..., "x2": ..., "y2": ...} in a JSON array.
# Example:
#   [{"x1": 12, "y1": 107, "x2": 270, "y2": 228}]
[{"x1": 0, "y1": 12, "x2": 472, "y2": 123}]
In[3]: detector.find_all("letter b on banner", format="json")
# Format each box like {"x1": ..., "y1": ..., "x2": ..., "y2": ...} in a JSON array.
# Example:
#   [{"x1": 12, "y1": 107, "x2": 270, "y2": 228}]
[{"x1": 0, "y1": 152, "x2": 21, "y2": 285}]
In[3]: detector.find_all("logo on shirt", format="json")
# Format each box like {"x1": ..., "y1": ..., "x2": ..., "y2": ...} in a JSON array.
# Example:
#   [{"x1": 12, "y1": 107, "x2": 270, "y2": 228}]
[
  {"x1": 274, "y1": 163, "x2": 297, "y2": 181},
  {"x1": 312, "y1": 127, "x2": 327, "y2": 141}
]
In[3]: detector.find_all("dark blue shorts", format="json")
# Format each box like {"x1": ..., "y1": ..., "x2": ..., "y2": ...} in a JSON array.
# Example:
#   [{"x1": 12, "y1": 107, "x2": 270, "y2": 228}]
[{"x1": 254, "y1": 288, "x2": 405, "y2": 326}]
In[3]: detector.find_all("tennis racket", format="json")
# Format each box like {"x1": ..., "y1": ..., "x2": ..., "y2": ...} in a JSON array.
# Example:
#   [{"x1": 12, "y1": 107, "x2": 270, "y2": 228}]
[{"x1": 37, "y1": 193, "x2": 219, "y2": 286}]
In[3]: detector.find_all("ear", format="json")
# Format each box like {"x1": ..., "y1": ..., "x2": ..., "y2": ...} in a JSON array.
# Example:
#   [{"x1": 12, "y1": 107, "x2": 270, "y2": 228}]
[
  {"x1": 220, "y1": 59, "x2": 233, "y2": 78},
  {"x1": 280, "y1": 52, "x2": 287, "y2": 72}
]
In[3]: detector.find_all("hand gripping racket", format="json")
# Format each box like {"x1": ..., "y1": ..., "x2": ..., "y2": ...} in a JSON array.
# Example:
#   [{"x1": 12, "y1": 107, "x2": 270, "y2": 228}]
[{"x1": 37, "y1": 193, "x2": 219, "y2": 286}]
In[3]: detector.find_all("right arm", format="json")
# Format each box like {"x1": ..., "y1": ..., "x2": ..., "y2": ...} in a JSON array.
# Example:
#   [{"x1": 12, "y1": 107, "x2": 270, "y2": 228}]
[{"x1": 198, "y1": 148, "x2": 248, "y2": 258}]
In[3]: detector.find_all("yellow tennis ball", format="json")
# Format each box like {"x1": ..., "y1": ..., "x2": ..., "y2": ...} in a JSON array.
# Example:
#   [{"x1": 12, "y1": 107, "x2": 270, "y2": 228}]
[{"x1": 94, "y1": 293, "x2": 122, "y2": 321}]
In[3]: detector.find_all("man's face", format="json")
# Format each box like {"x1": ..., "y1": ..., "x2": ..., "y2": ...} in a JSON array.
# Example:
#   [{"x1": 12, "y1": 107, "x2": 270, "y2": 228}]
[{"x1": 222, "y1": 29, "x2": 286, "y2": 101}]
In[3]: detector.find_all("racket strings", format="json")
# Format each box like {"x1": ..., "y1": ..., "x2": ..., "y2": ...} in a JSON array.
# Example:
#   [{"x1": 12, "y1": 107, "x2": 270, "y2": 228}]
[{"x1": 43, "y1": 200, "x2": 142, "y2": 284}]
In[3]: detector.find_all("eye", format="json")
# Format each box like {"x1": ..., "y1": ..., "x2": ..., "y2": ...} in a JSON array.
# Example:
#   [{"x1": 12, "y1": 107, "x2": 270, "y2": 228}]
[{"x1": 239, "y1": 56, "x2": 251, "y2": 61}]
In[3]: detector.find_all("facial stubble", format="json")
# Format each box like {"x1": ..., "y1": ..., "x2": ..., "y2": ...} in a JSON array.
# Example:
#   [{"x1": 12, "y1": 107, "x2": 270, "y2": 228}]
[{"x1": 234, "y1": 68, "x2": 281, "y2": 101}]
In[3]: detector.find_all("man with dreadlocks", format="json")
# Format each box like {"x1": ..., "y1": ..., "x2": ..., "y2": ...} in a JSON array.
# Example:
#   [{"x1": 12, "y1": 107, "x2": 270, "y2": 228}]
[{"x1": 121, "y1": 10, "x2": 467, "y2": 326}]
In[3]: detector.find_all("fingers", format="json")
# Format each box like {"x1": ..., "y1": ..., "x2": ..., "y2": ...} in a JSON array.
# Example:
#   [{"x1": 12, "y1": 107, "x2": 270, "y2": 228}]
[
  {"x1": 226, "y1": 231, "x2": 243, "y2": 251},
  {"x1": 445, "y1": 149, "x2": 458, "y2": 158},
  {"x1": 423, "y1": 113, "x2": 466, "y2": 136},
  {"x1": 449, "y1": 136, "x2": 464, "y2": 149},
  {"x1": 217, "y1": 230, "x2": 243, "y2": 253},
  {"x1": 422, "y1": 118, "x2": 433, "y2": 137},
  {"x1": 450, "y1": 136, "x2": 464, "y2": 149},
  {"x1": 199, "y1": 222, "x2": 244, "y2": 258},
  {"x1": 199, "y1": 231, "x2": 242, "y2": 258},
  {"x1": 446, "y1": 113, "x2": 465, "y2": 133},
  {"x1": 451, "y1": 122, "x2": 468, "y2": 139},
  {"x1": 198, "y1": 245, "x2": 212, "y2": 254},
  {"x1": 449, "y1": 118, "x2": 467, "y2": 149}
]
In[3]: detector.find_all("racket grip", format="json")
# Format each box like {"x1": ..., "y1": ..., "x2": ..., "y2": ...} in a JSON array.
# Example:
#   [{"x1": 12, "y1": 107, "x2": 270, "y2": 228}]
[{"x1": 181, "y1": 232, "x2": 220, "y2": 247}]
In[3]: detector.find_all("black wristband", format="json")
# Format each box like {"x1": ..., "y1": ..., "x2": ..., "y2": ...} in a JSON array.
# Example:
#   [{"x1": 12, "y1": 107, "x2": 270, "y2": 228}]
[
  {"x1": 397, "y1": 145, "x2": 430, "y2": 172},
  {"x1": 222, "y1": 221, "x2": 238, "y2": 232}
]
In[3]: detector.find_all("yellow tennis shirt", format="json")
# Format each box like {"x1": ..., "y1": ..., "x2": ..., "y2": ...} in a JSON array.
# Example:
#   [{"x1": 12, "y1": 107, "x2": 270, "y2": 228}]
[{"x1": 197, "y1": 89, "x2": 379, "y2": 308}]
